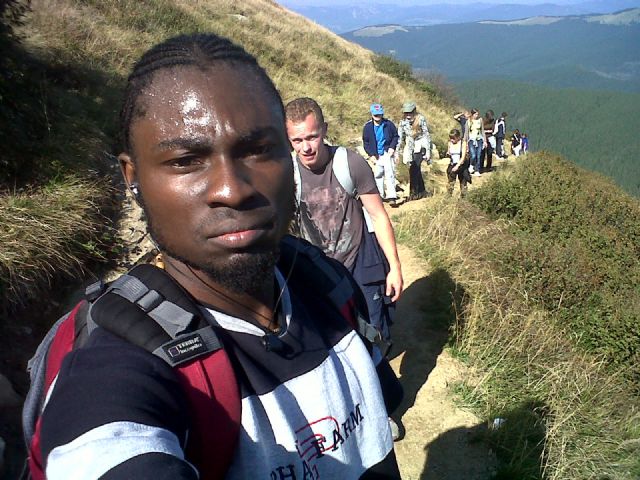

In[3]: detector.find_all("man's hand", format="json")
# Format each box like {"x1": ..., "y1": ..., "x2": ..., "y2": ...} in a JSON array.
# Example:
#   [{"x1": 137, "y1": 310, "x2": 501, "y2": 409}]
[
  {"x1": 386, "y1": 266, "x2": 403, "y2": 302},
  {"x1": 387, "y1": 148, "x2": 395, "y2": 157}
]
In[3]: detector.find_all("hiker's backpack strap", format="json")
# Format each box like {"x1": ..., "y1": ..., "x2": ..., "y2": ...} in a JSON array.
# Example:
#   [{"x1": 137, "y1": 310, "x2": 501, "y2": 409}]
[
  {"x1": 279, "y1": 235, "x2": 380, "y2": 348},
  {"x1": 89, "y1": 263, "x2": 240, "y2": 479},
  {"x1": 90, "y1": 264, "x2": 222, "y2": 366},
  {"x1": 332, "y1": 146, "x2": 356, "y2": 196},
  {"x1": 292, "y1": 151, "x2": 302, "y2": 206},
  {"x1": 176, "y1": 350, "x2": 241, "y2": 480},
  {"x1": 332, "y1": 147, "x2": 375, "y2": 233},
  {"x1": 279, "y1": 235, "x2": 402, "y2": 413}
]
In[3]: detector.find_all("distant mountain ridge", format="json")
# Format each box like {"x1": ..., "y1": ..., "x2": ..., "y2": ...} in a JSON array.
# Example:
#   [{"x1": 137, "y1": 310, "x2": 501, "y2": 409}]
[
  {"x1": 342, "y1": 8, "x2": 640, "y2": 93},
  {"x1": 478, "y1": 6, "x2": 640, "y2": 25},
  {"x1": 280, "y1": 0, "x2": 640, "y2": 33}
]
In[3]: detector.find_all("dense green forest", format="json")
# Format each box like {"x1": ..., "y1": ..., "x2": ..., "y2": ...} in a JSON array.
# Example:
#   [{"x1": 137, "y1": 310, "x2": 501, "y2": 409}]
[
  {"x1": 343, "y1": 13, "x2": 640, "y2": 93},
  {"x1": 456, "y1": 79, "x2": 640, "y2": 196}
]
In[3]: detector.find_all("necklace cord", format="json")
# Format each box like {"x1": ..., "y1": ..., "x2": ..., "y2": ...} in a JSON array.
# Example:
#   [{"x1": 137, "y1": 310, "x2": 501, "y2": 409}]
[{"x1": 162, "y1": 246, "x2": 299, "y2": 333}]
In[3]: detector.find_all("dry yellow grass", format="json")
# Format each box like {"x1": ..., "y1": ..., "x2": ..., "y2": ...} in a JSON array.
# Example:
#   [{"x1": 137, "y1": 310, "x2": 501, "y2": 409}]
[
  {"x1": 0, "y1": 177, "x2": 111, "y2": 308},
  {"x1": 23, "y1": 0, "x2": 457, "y2": 149}
]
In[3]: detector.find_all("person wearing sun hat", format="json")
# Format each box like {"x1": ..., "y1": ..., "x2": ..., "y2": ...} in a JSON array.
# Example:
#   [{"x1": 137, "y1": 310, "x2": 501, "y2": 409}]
[
  {"x1": 362, "y1": 103, "x2": 400, "y2": 207},
  {"x1": 396, "y1": 101, "x2": 431, "y2": 200}
]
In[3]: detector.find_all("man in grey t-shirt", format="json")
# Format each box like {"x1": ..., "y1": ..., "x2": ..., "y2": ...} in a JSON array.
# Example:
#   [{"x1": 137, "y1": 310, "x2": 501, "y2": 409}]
[{"x1": 285, "y1": 97, "x2": 403, "y2": 342}]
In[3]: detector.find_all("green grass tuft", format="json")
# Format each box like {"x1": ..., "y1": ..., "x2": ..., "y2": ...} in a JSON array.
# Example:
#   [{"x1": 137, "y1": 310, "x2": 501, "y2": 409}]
[{"x1": 0, "y1": 176, "x2": 113, "y2": 310}]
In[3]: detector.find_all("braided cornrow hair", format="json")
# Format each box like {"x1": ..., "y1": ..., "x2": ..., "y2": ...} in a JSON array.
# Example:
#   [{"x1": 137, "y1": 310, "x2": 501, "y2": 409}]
[{"x1": 119, "y1": 33, "x2": 284, "y2": 153}]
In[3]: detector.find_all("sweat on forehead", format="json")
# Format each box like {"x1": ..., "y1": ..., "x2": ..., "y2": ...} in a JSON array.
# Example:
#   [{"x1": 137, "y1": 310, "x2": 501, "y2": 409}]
[
  {"x1": 125, "y1": 65, "x2": 285, "y2": 156},
  {"x1": 119, "y1": 32, "x2": 284, "y2": 154}
]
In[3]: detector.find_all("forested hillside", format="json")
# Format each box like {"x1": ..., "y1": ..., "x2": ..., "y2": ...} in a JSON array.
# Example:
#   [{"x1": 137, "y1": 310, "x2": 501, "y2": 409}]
[
  {"x1": 456, "y1": 79, "x2": 640, "y2": 196},
  {"x1": 343, "y1": 10, "x2": 640, "y2": 93}
]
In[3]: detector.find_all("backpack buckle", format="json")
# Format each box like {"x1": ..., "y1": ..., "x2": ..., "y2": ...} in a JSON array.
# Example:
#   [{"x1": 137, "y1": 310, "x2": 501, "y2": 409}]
[
  {"x1": 136, "y1": 289, "x2": 164, "y2": 313},
  {"x1": 85, "y1": 280, "x2": 105, "y2": 302}
]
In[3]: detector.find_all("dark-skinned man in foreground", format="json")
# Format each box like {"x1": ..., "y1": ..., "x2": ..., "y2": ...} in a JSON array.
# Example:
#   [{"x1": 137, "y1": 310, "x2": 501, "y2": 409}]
[{"x1": 37, "y1": 34, "x2": 401, "y2": 479}]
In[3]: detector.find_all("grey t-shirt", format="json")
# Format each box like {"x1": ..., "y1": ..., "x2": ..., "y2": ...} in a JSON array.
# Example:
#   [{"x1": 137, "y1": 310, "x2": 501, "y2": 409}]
[{"x1": 298, "y1": 146, "x2": 378, "y2": 269}]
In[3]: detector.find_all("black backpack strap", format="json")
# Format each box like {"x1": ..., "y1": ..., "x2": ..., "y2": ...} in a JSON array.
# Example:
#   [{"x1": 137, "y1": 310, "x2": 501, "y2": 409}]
[
  {"x1": 279, "y1": 235, "x2": 402, "y2": 413},
  {"x1": 89, "y1": 264, "x2": 223, "y2": 367},
  {"x1": 279, "y1": 235, "x2": 384, "y2": 351}
]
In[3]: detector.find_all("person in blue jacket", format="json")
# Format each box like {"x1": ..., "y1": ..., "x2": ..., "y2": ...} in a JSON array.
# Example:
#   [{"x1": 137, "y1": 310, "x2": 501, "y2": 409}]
[{"x1": 362, "y1": 103, "x2": 400, "y2": 207}]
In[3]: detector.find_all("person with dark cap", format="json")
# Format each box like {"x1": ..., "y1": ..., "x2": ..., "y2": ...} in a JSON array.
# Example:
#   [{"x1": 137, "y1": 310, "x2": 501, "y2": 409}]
[
  {"x1": 396, "y1": 101, "x2": 431, "y2": 200},
  {"x1": 362, "y1": 103, "x2": 400, "y2": 207}
]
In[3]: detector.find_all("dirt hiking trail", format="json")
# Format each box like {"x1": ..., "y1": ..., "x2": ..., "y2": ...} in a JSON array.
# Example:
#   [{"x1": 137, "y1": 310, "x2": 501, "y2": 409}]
[
  {"x1": 389, "y1": 243, "x2": 496, "y2": 479},
  {"x1": 385, "y1": 154, "x2": 516, "y2": 478}
]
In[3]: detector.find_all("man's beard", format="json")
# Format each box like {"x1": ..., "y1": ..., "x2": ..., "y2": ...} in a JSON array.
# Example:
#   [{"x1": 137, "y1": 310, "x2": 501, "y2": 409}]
[
  {"x1": 163, "y1": 244, "x2": 279, "y2": 296},
  {"x1": 139, "y1": 195, "x2": 280, "y2": 296}
]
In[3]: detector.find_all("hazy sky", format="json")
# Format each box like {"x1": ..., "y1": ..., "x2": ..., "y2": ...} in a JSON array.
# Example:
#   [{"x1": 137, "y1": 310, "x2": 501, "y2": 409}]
[{"x1": 280, "y1": 0, "x2": 594, "y2": 5}]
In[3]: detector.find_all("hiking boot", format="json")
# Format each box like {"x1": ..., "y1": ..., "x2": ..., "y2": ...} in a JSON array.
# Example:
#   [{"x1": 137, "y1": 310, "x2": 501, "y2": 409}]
[{"x1": 473, "y1": 171, "x2": 481, "y2": 177}]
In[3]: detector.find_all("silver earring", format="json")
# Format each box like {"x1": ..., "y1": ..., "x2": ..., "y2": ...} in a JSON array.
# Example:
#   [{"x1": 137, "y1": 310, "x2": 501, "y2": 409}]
[{"x1": 130, "y1": 183, "x2": 139, "y2": 196}]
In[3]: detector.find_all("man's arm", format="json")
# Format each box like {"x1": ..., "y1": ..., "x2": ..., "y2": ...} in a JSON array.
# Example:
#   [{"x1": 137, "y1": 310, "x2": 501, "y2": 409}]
[
  {"x1": 362, "y1": 123, "x2": 375, "y2": 157},
  {"x1": 387, "y1": 121, "x2": 399, "y2": 153},
  {"x1": 359, "y1": 193, "x2": 403, "y2": 302}
]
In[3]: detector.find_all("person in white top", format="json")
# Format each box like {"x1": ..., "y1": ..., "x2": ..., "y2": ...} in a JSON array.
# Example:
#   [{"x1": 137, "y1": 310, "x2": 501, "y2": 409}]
[{"x1": 446, "y1": 128, "x2": 470, "y2": 196}]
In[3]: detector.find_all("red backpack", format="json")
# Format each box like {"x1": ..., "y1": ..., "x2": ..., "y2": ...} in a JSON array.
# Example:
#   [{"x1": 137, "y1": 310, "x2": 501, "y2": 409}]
[{"x1": 21, "y1": 236, "x2": 398, "y2": 479}]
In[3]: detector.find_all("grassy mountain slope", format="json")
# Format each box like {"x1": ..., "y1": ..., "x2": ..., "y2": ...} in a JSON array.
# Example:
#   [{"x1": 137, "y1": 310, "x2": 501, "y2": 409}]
[
  {"x1": 395, "y1": 153, "x2": 640, "y2": 479},
  {"x1": 456, "y1": 78, "x2": 640, "y2": 196},
  {"x1": 1, "y1": 0, "x2": 457, "y2": 310},
  {"x1": 22, "y1": 0, "x2": 454, "y2": 149}
]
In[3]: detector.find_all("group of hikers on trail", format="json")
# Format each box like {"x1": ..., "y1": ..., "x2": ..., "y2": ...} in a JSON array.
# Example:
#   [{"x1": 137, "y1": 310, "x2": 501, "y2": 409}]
[
  {"x1": 21, "y1": 32, "x2": 531, "y2": 480},
  {"x1": 448, "y1": 109, "x2": 528, "y2": 196}
]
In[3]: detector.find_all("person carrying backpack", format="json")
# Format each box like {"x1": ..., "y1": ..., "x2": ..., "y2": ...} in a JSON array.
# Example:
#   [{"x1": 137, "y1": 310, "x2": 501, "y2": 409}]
[
  {"x1": 446, "y1": 128, "x2": 471, "y2": 197},
  {"x1": 395, "y1": 101, "x2": 431, "y2": 200},
  {"x1": 285, "y1": 97, "x2": 404, "y2": 347},
  {"x1": 511, "y1": 128, "x2": 522, "y2": 157},
  {"x1": 26, "y1": 34, "x2": 403, "y2": 480}
]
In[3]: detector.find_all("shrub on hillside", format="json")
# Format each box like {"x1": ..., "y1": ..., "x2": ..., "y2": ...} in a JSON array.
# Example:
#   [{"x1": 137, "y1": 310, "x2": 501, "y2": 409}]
[
  {"x1": 469, "y1": 153, "x2": 640, "y2": 376},
  {"x1": 372, "y1": 53, "x2": 414, "y2": 83},
  {"x1": 372, "y1": 53, "x2": 441, "y2": 103},
  {"x1": 394, "y1": 195, "x2": 640, "y2": 479}
]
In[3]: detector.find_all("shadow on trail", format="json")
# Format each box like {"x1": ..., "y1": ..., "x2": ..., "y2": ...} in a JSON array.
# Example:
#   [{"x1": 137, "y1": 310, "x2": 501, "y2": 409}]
[
  {"x1": 420, "y1": 423, "x2": 492, "y2": 480},
  {"x1": 420, "y1": 399, "x2": 547, "y2": 480},
  {"x1": 389, "y1": 267, "x2": 466, "y2": 423}
]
